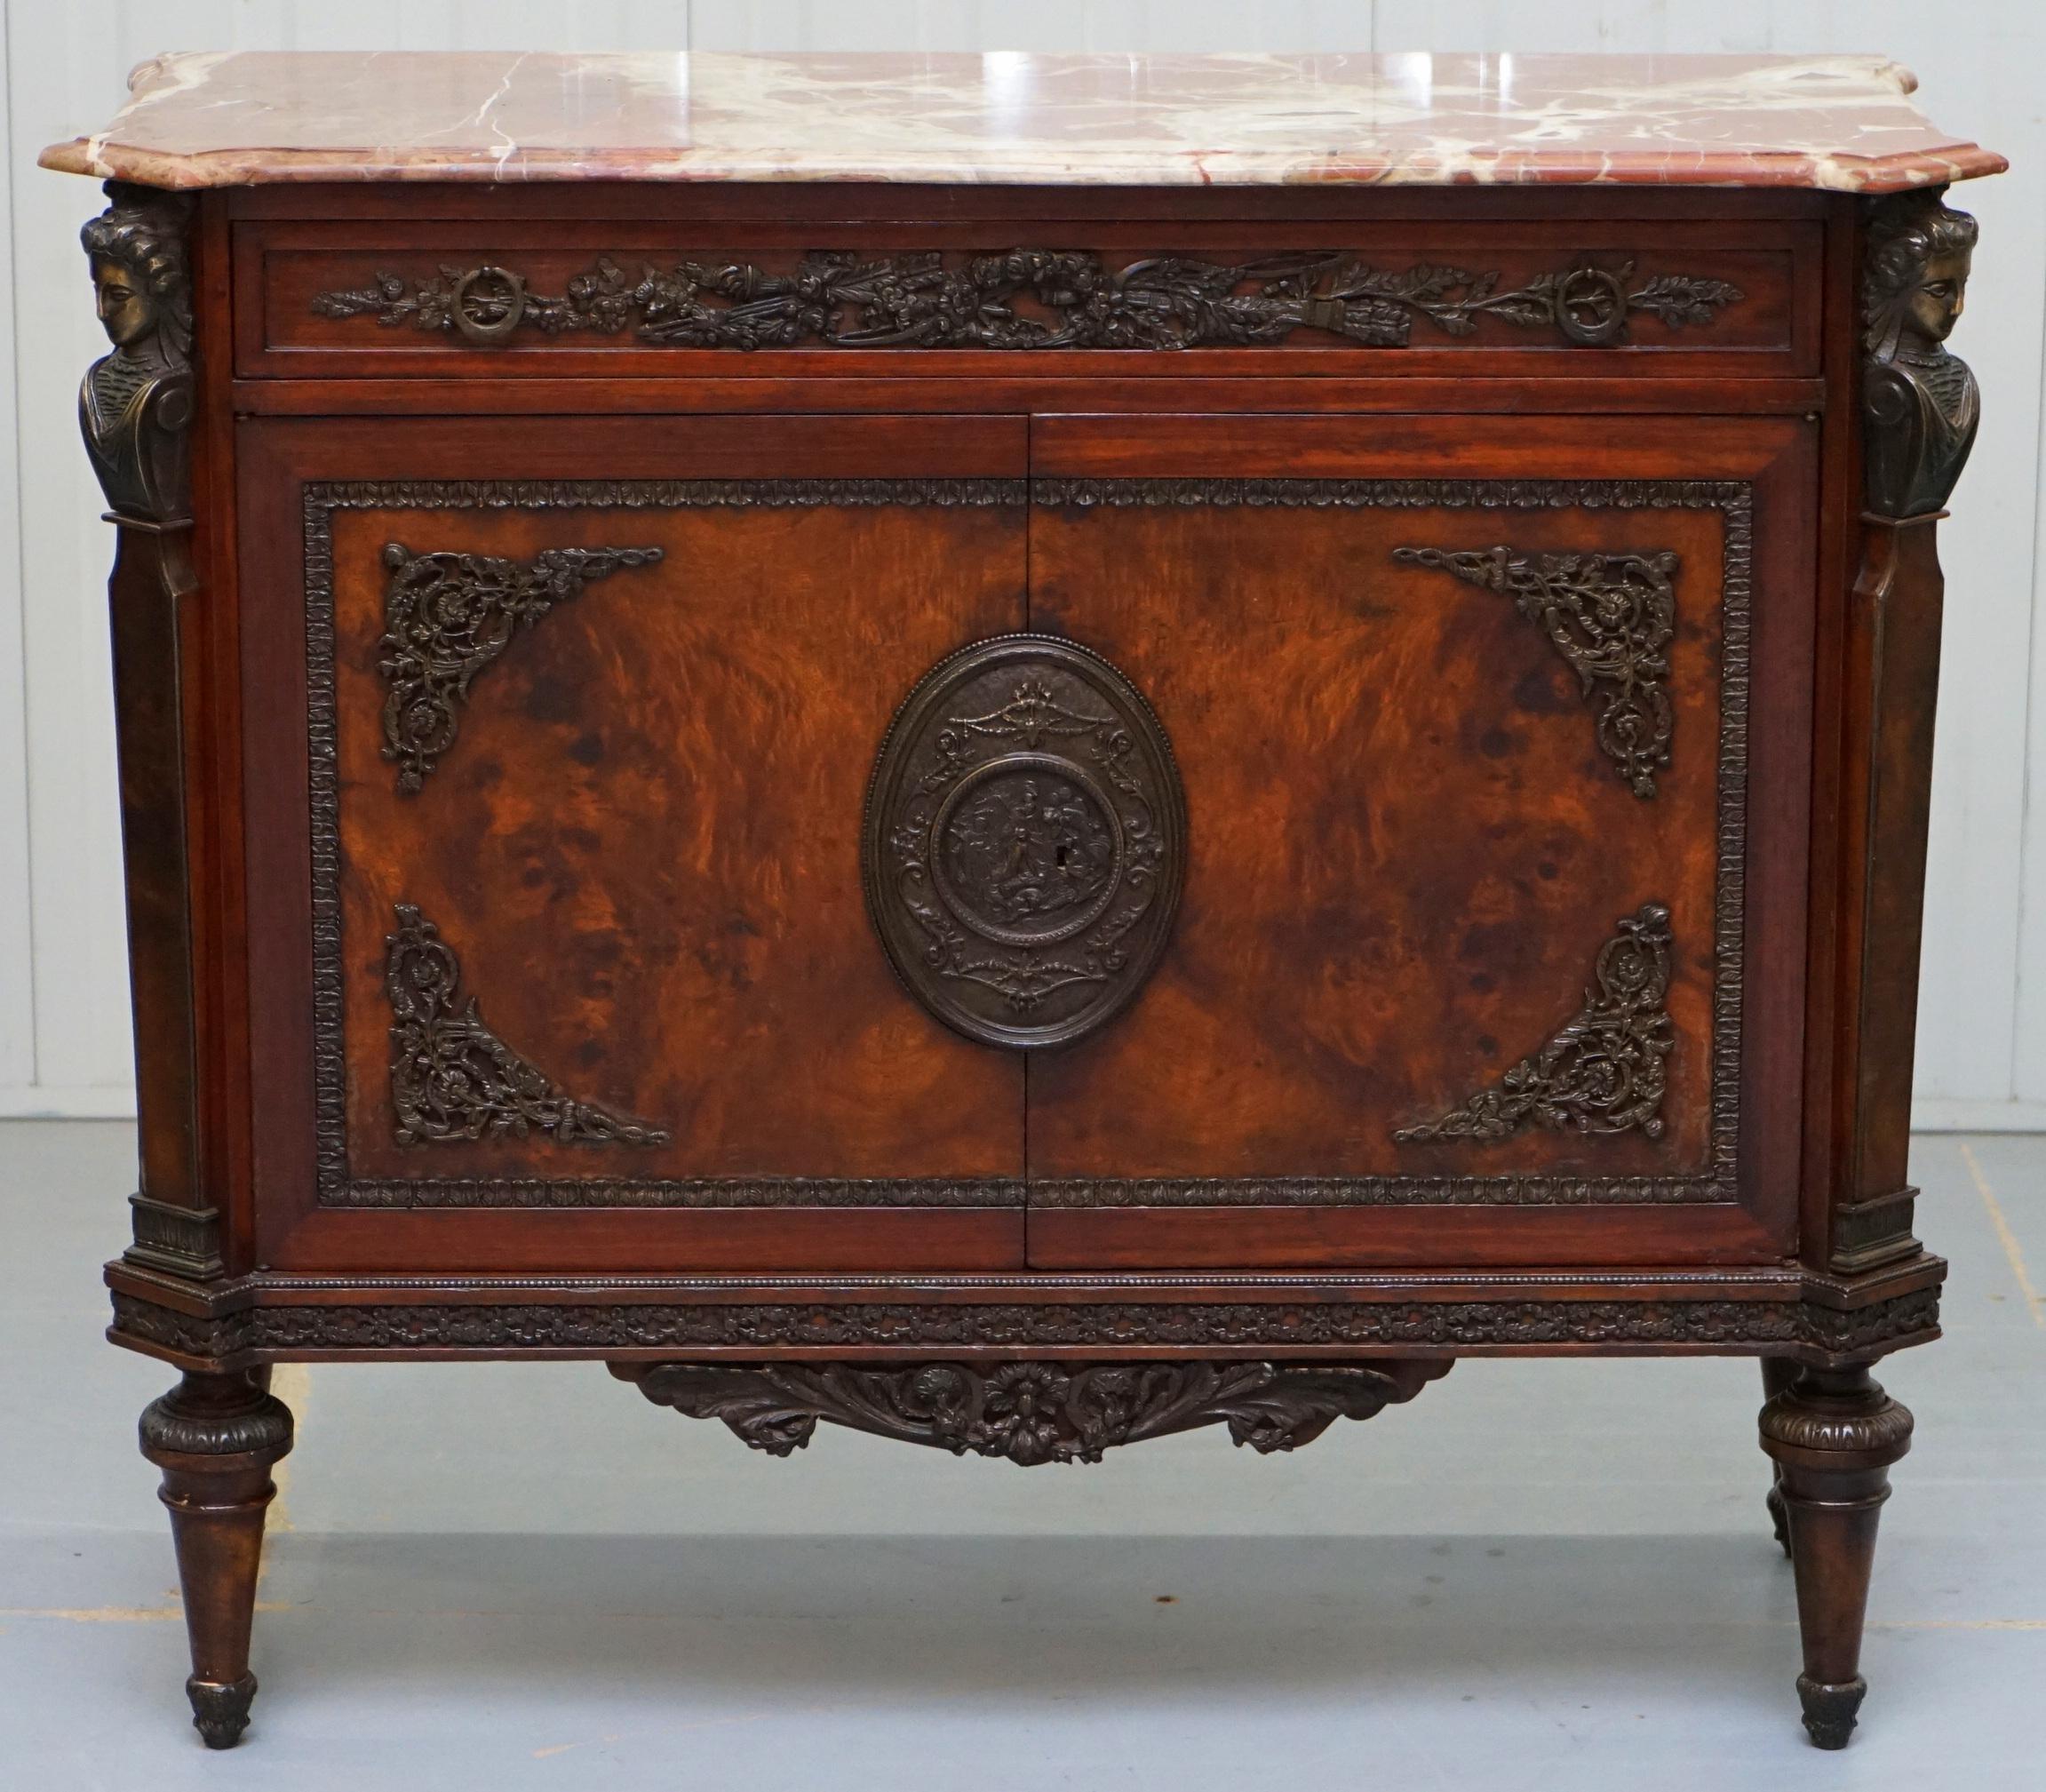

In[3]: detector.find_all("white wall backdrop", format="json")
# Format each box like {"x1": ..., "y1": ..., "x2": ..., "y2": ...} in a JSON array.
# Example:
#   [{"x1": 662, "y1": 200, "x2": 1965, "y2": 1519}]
[{"x1": 2, "y1": 1, "x2": 2042, "y2": 1126}]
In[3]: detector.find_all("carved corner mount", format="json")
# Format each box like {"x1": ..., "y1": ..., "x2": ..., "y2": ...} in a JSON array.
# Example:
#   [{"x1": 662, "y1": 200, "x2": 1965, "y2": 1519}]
[
  {"x1": 313, "y1": 249, "x2": 1742, "y2": 352},
  {"x1": 613, "y1": 1358, "x2": 1450, "y2": 1465},
  {"x1": 1393, "y1": 544, "x2": 1677, "y2": 797},
  {"x1": 1861, "y1": 188, "x2": 1980, "y2": 520},
  {"x1": 1396, "y1": 903, "x2": 1675, "y2": 1143},
  {"x1": 386, "y1": 903, "x2": 668, "y2": 1149},
  {"x1": 378, "y1": 541, "x2": 664, "y2": 791},
  {"x1": 78, "y1": 180, "x2": 195, "y2": 530}
]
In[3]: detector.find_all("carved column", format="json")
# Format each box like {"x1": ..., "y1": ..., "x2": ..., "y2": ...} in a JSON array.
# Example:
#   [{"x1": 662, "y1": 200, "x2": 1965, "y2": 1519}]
[
  {"x1": 1757, "y1": 1366, "x2": 1913, "y2": 1748},
  {"x1": 1830, "y1": 187, "x2": 1981, "y2": 1273},
  {"x1": 139, "y1": 1372, "x2": 296, "y2": 1748},
  {"x1": 76, "y1": 180, "x2": 220, "y2": 1277}
]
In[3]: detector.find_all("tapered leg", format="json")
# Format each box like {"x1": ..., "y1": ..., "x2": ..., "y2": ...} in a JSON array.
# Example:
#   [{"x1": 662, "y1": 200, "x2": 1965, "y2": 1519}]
[
  {"x1": 138, "y1": 1370, "x2": 295, "y2": 1748},
  {"x1": 1757, "y1": 1366, "x2": 1914, "y2": 1749},
  {"x1": 1758, "y1": 1358, "x2": 1802, "y2": 1557}
]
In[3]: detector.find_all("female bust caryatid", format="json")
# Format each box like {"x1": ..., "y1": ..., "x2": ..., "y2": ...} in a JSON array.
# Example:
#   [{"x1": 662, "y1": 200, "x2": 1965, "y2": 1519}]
[
  {"x1": 78, "y1": 181, "x2": 194, "y2": 527},
  {"x1": 1861, "y1": 189, "x2": 1980, "y2": 521}
]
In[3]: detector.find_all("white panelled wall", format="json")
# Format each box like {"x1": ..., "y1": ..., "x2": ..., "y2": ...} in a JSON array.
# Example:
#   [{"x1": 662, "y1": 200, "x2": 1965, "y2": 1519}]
[{"x1": 2, "y1": 1, "x2": 2042, "y2": 1125}]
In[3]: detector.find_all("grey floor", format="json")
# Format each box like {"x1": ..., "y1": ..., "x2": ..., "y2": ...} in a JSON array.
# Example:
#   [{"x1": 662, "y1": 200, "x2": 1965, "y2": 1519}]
[{"x1": 3, "y1": 1123, "x2": 2042, "y2": 1788}]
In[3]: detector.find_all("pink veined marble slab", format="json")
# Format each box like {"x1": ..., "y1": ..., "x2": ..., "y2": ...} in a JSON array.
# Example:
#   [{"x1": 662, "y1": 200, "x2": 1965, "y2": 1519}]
[{"x1": 41, "y1": 50, "x2": 2003, "y2": 193}]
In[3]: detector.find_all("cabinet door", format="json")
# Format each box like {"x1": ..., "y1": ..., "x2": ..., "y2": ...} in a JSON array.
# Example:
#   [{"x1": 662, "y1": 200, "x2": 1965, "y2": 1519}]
[
  {"x1": 240, "y1": 415, "x2": 1027, "y2": 1271},
  {"x1": 1024, "y1": 414, "x2": 1815, "y2": 1269}
]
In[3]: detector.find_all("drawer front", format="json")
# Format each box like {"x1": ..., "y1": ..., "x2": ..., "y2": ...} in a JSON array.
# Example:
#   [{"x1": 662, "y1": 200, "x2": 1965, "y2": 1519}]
[
  {"x1": 1023, "y1": 413, "x2": 1816, "y2": 1270},
  {"x1": 236, "y1": 217, "x2": 1818, "y2": 380},
  {"x1": 239, "y1": 414, "x2": 1031, "y2": 1273}
]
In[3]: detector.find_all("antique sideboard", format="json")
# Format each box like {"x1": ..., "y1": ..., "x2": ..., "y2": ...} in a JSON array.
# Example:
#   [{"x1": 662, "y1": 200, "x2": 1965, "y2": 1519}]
[{"x1": 42, "y1": 49, "x2": 2002, "y2": 1751}]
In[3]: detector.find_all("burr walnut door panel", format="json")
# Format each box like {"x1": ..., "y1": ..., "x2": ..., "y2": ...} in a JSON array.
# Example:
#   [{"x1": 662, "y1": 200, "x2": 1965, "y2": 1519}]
[
  {"x1": 239, "y1": 415, "x2": 1029, "y2": 1273},
  {"x1": 1022, "y1": 414, "x2": 1817, "y2": 1270}
]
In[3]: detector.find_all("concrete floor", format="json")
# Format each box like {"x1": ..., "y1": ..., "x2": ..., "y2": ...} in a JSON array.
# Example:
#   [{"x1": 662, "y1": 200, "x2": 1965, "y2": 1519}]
[{"x1": 2, "y1": 1121, "x2": 2042, "y2": 1788}]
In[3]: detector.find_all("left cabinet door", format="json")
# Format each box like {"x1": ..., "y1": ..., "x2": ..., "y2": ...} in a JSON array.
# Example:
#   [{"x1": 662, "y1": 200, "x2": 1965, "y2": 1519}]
[{"x1": 237, "y1": 415, "x2": 1028, "y2": 1272}]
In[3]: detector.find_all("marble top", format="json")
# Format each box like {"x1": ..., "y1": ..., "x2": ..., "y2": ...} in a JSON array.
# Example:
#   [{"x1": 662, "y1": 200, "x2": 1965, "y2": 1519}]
[{"x1": 41, "y1": 50, "x2": 2004, "y2": 194}]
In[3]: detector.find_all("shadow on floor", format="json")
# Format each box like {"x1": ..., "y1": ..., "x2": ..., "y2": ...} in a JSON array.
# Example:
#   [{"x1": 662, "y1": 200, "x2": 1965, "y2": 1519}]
[{"x1": 253, "y1": 1527, "x2": 1801, "y2": 1708}]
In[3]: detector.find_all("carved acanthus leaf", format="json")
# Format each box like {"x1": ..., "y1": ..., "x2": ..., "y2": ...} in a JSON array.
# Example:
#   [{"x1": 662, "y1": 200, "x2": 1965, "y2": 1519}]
[
  {"x1": 1397, "y1": 903, "x2": 1676, "y2": 1143},
  {"x1": 1395, "y1": 544, "x2": 1678, "y2": 797},
  {"x1": 386, "y1": 904, "x2": 667, "y2": 1149},
  {"x1": 616, "y1": 1358, "x2": 1448, "y2": 1464},
  {"x1": 378, "y1": 541, "x2": 663, "y2": 790}
]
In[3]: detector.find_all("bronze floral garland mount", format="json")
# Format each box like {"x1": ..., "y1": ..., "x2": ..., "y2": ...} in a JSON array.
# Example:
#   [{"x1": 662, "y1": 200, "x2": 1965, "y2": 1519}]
[{"x1": 312, "y1": 249, "x2": 1744, "y2": 351}]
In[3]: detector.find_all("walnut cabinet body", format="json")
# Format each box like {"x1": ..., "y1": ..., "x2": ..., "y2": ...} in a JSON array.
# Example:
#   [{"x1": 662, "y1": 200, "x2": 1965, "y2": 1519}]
[{"x1": 62, "y1": 146, "x2": 1986, "y2": 1751}]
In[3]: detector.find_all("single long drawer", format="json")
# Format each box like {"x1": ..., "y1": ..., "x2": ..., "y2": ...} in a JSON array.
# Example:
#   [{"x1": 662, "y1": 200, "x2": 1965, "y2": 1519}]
[{"x1": 234, "y1": 216, "x2": 1820, "y2": 379}]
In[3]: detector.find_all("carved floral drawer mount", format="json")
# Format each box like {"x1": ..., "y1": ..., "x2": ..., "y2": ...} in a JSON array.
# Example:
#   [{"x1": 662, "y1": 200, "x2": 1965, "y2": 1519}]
[{"x1": 312, "y1": 250, "x2": 1744, "y2": 351}]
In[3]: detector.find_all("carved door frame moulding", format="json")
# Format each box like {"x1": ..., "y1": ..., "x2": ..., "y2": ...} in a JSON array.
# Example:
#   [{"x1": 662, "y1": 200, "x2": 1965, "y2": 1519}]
[
  {"x1": 304, "y1": 478, "x2": 1031, "y2": 1210},
  {"x1": 304, "y1": 476, "x2": 1747, "y2": 1212}
]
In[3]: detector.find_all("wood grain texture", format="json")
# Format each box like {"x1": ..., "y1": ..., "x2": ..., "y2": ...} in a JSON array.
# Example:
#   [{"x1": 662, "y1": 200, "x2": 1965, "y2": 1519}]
[{"x1": 331, "y1": 497, "x2": 1025, "y2": 1183}]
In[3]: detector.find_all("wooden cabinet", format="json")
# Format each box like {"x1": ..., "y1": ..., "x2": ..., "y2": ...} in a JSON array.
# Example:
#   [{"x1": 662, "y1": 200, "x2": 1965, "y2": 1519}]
[{"x1": 48, "y1": 47, "x2": 2001, "y2": 1757}]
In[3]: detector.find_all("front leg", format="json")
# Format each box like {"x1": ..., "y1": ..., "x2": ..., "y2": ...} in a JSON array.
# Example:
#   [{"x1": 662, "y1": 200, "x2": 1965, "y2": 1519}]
[
  {"x1": 1757, "y1": 1365, "x2": 1914, "y2": 1748},
  {"x1": 138, "y1": 1370, "x2": 295, "y2": 1748},
  {"x1": 1758, "y1": 1358, "x2": 1801, "y2": 1556}
]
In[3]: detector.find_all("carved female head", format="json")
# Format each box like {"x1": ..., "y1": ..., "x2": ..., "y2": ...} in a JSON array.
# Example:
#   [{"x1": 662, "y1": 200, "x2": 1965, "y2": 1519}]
[
  {"x1": 79, "y1": 183, "x2": 192, "y2": 361},
  {"x1": 1863, "y1": 191, "x2": 1978, "y2": 360}
]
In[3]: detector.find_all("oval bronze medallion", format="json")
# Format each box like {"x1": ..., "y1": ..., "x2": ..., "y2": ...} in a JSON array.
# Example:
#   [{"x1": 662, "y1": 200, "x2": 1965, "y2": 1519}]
[{"x1": 864, "y1": 634, "x2": 1186, "y2": 1050}]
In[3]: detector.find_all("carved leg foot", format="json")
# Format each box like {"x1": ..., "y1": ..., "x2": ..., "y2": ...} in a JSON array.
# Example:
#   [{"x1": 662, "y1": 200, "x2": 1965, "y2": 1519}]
[
  {"x1": 1759, "y1": 1358, "x2": 1801, "y2": 1557},
  {"x1": 1758, "y1": 1366, "x2": 1913, "y2": 1749},
  {"x1": 138, "y1": 1371, "x2": 295, "y2": 1748}
]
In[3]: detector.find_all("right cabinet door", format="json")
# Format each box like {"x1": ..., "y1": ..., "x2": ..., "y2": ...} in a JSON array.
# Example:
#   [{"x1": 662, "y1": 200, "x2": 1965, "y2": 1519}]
[{"x1": 1023, "y1": 413, "x2": 1816, "y2": 1270}]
